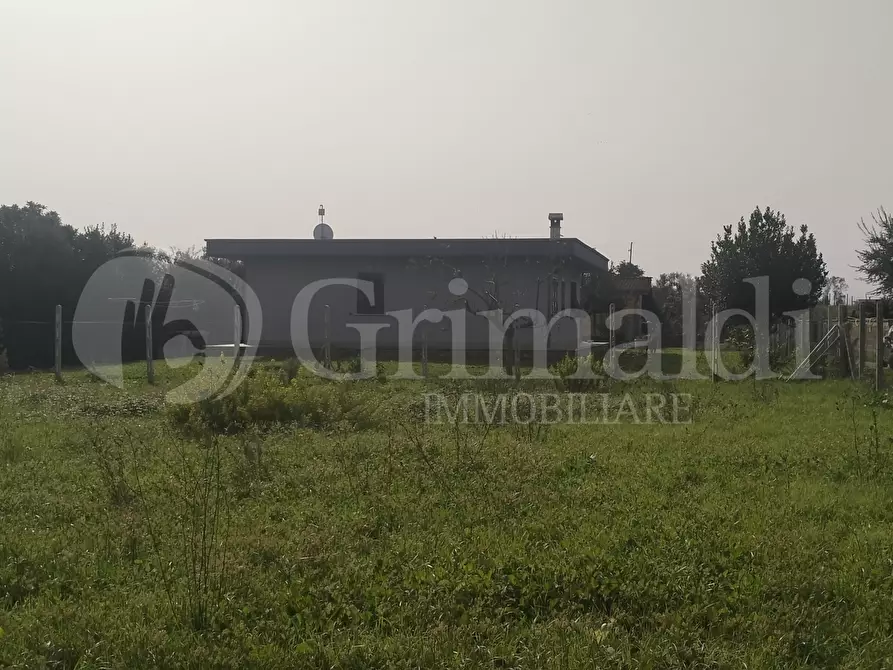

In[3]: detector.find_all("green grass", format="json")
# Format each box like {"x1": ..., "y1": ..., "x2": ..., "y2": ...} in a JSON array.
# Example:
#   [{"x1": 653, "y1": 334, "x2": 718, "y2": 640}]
[{"x1": 2, "y1": 356, "x2": 893, "y2": 668}]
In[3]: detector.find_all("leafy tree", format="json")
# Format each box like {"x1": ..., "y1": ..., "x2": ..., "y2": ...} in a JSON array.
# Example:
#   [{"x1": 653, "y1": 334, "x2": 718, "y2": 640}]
[
  {"x1": 580, "y1": 264, "x2": 657, "y2": 342},
  {"x1": 857, "y1": 208, "x2": 893, "y2": 298},
  {"x1": 821, "y1": 276, "x2": 849, "y2": 305},
  {"x1": 0, "y1": 202, "x2": 134, "y2": 368},
  {"x1": 612, "y1": 260, "x2": 644, "y2": 278},
  {"x1": 580, "y1": 268, "x2": 618, "y2": 316},
  {"x1": 652, "y1": 272, "x2": 710, "y2": 346},
  {"x1": 200, "y1": 244, "x2": 245, "y2": 278},
  {"x1": 701, "y1": 206, "x2": 826, "y2": 322}
]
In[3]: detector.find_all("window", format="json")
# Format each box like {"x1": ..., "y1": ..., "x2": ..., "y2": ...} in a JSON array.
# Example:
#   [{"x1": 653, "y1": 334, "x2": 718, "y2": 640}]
[
  {"x1": 356, "y1": 272, "x2": 385, "y2": 314},
  {"x1": 570, "y1": 281, "x2": 579, "y2": 309},
  {"x1": 560, "y1": 279, "x2": 566, "y2": 312}
]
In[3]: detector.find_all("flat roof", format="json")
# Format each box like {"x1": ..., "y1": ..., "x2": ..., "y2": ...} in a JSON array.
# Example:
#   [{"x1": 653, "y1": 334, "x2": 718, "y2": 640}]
[{"x1": 205, "y1": 237, "x2": 610, "y2": 270}]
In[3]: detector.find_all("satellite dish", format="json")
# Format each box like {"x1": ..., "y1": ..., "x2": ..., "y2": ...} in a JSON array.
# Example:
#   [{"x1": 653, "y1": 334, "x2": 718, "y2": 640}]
[{"x1": 313, "y1": 223, "x2": 334, "y2": 240}]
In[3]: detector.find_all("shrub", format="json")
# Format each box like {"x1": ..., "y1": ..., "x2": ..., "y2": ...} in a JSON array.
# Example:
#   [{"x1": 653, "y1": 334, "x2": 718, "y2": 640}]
[
  {"x1": 330, "y1": 356, "x2": 388, "y2": 381},
  {"x1": 167, "y1": 368, "x2": 384, "y2": 434},
  {"x1": 280, "y1": 358, "x2": 301, "y2": 382},
  {"x1": 734, "y1": 331, "x2": 794, "y2": 373},
  {"x1": 551, "y1": 353, "x2": 604, "y2": 393}
]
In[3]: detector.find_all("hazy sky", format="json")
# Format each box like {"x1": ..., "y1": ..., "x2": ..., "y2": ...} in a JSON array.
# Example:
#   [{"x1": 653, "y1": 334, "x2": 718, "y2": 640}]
[{"x1": 2, "y1": 0, "x2": 890, "y2": 297}]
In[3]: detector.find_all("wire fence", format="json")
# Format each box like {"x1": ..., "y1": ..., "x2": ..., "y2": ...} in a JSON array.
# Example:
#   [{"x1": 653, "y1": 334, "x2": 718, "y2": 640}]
[
  {"x1": 1, "y1": 319, "x2": 160, "y2": 371},
  {"x1": 0, "y1": 302, "x2": 240, "y2": 376},
  {"x1": 2, "y1": 302, "x2": 890, "y2": 388}
]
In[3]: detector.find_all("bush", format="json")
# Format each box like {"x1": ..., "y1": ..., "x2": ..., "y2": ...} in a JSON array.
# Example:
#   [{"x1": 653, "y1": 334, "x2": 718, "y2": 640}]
[
  {"x1": 550, "y1": 353, "x2": 605, "y2": 393},
  {"x1": 329, "y1": 356, "x2": 388, "y2": 381},
  {"x1": 167, "y1": 368, "x2": 384, "y2": 434},
  {"x1": 278, "y1": 357, "x2": 387, "y2": 383},
  {"x1": 731, "y1": 326, "x2": 795, "y2": 373}
]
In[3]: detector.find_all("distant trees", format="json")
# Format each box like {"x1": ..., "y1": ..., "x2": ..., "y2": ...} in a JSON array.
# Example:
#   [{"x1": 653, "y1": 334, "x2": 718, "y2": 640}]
[
  {"x1": 581, "y1": 261, "x2": 649, "y2": 314},
  {"x1": 611, "y1": 260, "x2": 644, "y2": 278},
  {"x1": 580, "y1": 268, "x2": 617, "y2": 316},
  {"x1": 822, "y1": 276, "x2": 849, "y2": 305},
  {"x1": 857, "y1": 208, "x2": 893, "y2": 298},
  {"x1": 0, "y1": 202, "x2": 134, "y2": 368},
  {"x1": 652, "y1": 272, "x2": 710, "y2": 346},
  {"x1": 700, "y1": 206, "x2": 827, "y2": 321}
]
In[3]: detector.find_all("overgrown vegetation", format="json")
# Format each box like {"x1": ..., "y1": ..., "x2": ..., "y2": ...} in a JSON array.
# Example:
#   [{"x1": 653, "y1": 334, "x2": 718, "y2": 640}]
[
  {"x1": 1, "y1": 358, "x2": 893, "y2": 666},
  {"x1": 167, "y1": 367, "x2": 389, "y2": 434}
]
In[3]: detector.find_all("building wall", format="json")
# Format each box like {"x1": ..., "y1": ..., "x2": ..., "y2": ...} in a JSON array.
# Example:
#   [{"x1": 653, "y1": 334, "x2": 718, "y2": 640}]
[{"x1": 241, "y1": 254, "x2": 591, "y2": 354}]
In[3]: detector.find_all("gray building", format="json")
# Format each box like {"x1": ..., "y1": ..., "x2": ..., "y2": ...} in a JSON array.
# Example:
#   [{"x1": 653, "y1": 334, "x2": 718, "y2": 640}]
[{"x1": 206, "y1": 214, "x2": 610, "y2": 357}]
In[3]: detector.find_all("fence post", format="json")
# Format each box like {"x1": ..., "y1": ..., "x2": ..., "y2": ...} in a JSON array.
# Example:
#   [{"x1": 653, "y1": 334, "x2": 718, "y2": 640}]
[
  {"x1": 838, "y1": 304, "x2": 849, "y2": 377},
  {"x1": 513, "y1": 328, "x2": 521, "y2": 381},
  {"x1": 145, "y1": 304, "x2": 154, "y2": 384},
  {"x1": 421, "y1": 304, "x2": 429, "y2": 379},
  {"x1": 323, "y1": 304, "x2": 331, "y2": 368},
  {"x1": 54, "y1": 304, "x2": 63, "y2": 382},
  {"x1": 858, "y1": 301, "x2": 866, "y2": 380},
  {"x1": 876, "y1": 301, "x2": 884, "y2": 390},
  {"x1": 798, "y1": 307, "x2": 812, "y2": 375},
  {"x1": 788, "y1": 321, "x2": 795, "y2": 358},
  {"x1": 711, "y1": 304, "x2": 718, "y2": 381},
  {"x1": 608, "y1": 303, "x2": 616, "y2": 373},
  {"x1": 233, "y1": 305, "x2": 241, "y2": 359}
]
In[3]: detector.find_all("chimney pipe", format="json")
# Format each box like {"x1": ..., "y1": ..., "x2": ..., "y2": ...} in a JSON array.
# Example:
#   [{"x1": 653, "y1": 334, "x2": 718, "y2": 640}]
[{"x1": 548, "y1": 213, "x2": 563, "y2": 240}]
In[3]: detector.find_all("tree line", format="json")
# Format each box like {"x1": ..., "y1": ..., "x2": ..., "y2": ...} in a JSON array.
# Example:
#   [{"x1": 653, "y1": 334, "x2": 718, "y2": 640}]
[
  {"x1": 0, "y1": 202, "x2": 225, "y2": 369},
  {"x1": 0, "y1": 202, "x2": 135, "y2": 368},
  {"x1": 584, "y1": 205, "x2": 891, "y2": 346},
  {"x1": 1, "y1": 200, "x2": 891, "y2": 368}
]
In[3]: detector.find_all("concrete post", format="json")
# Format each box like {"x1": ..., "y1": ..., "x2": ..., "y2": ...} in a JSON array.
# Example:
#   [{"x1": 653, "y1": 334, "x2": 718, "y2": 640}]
[
  {"x1": 54, "y1": 304, "x2": 62, "y2": 382},
  {"x1": 876, "y1": 301, "x2": 884, "y2": 390},
  {"x1": 512, "y1": 303, "x2": 521, "y2": 381},
  {"x1": 858, "y1": 301, "x2": 866, "y2": 380},
  {"x1": 711, "y1": 304, "x2": 718, "y2": 381},
  {"x1": 838, "y1": 304, "x2": 849, "y2": 377},
  {"x1": 421, "y1": 304, "x2": 429, "y2": 379},
  {"x1": 513, "y1": 328, "x2": 521, "y2": 381},
  {"x1": 145, "y1": 304, "x2": 154, "y2": 384},
  {"x1": 323, "y1": 304, "x2": 331, "y2": 368},
  {"x1": 233, "y1": 305, "x2": 241, "y2": 359}
]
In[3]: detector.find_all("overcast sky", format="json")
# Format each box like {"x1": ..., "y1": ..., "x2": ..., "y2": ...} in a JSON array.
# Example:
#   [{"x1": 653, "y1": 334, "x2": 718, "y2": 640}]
[{"x1": 2, "y1": 0, "x2": 890, "y2": 297}]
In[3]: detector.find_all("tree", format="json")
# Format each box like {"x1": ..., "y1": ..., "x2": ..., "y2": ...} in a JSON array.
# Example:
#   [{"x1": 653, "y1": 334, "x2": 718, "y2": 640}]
[
  {"x1": 580, "y1": 260, "x2": 647, "y2": 316},
  {"x1": 0, "y1": 202, "x2": 134, "y2": 368},
  {"x1": 612, "y1": 260, "x2": 644, "y2": 278},
  {"x1": 579, "y1": 268, "x2": 617, "y2": 317},
  {"x1": 857, "y1": 208, "x2": 893, "y2": 298},
  {"x1": 580, "y1": 265, "x2": 656, "y2": 342},
  {"x1": 822, "y1": 276, "x2": 849, "y2": 305},
  {"x1": 700, "y1": 206, "x2": 827, "y2": 322},
  {"x1": 652, "y1": 272, "x2": 710, "y2": 346}
]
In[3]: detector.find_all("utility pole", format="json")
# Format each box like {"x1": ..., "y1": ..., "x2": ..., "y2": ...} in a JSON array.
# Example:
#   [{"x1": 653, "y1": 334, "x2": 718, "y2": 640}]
[{"x1": 628, "y1": 242, "x2": 633, "y2": 264}]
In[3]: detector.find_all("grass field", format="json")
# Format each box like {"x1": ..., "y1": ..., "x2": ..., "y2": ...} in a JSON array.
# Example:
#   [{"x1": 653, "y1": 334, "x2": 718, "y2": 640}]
[{"x1": 2, "y1": 356, "x2": 893, "y2": 668}]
